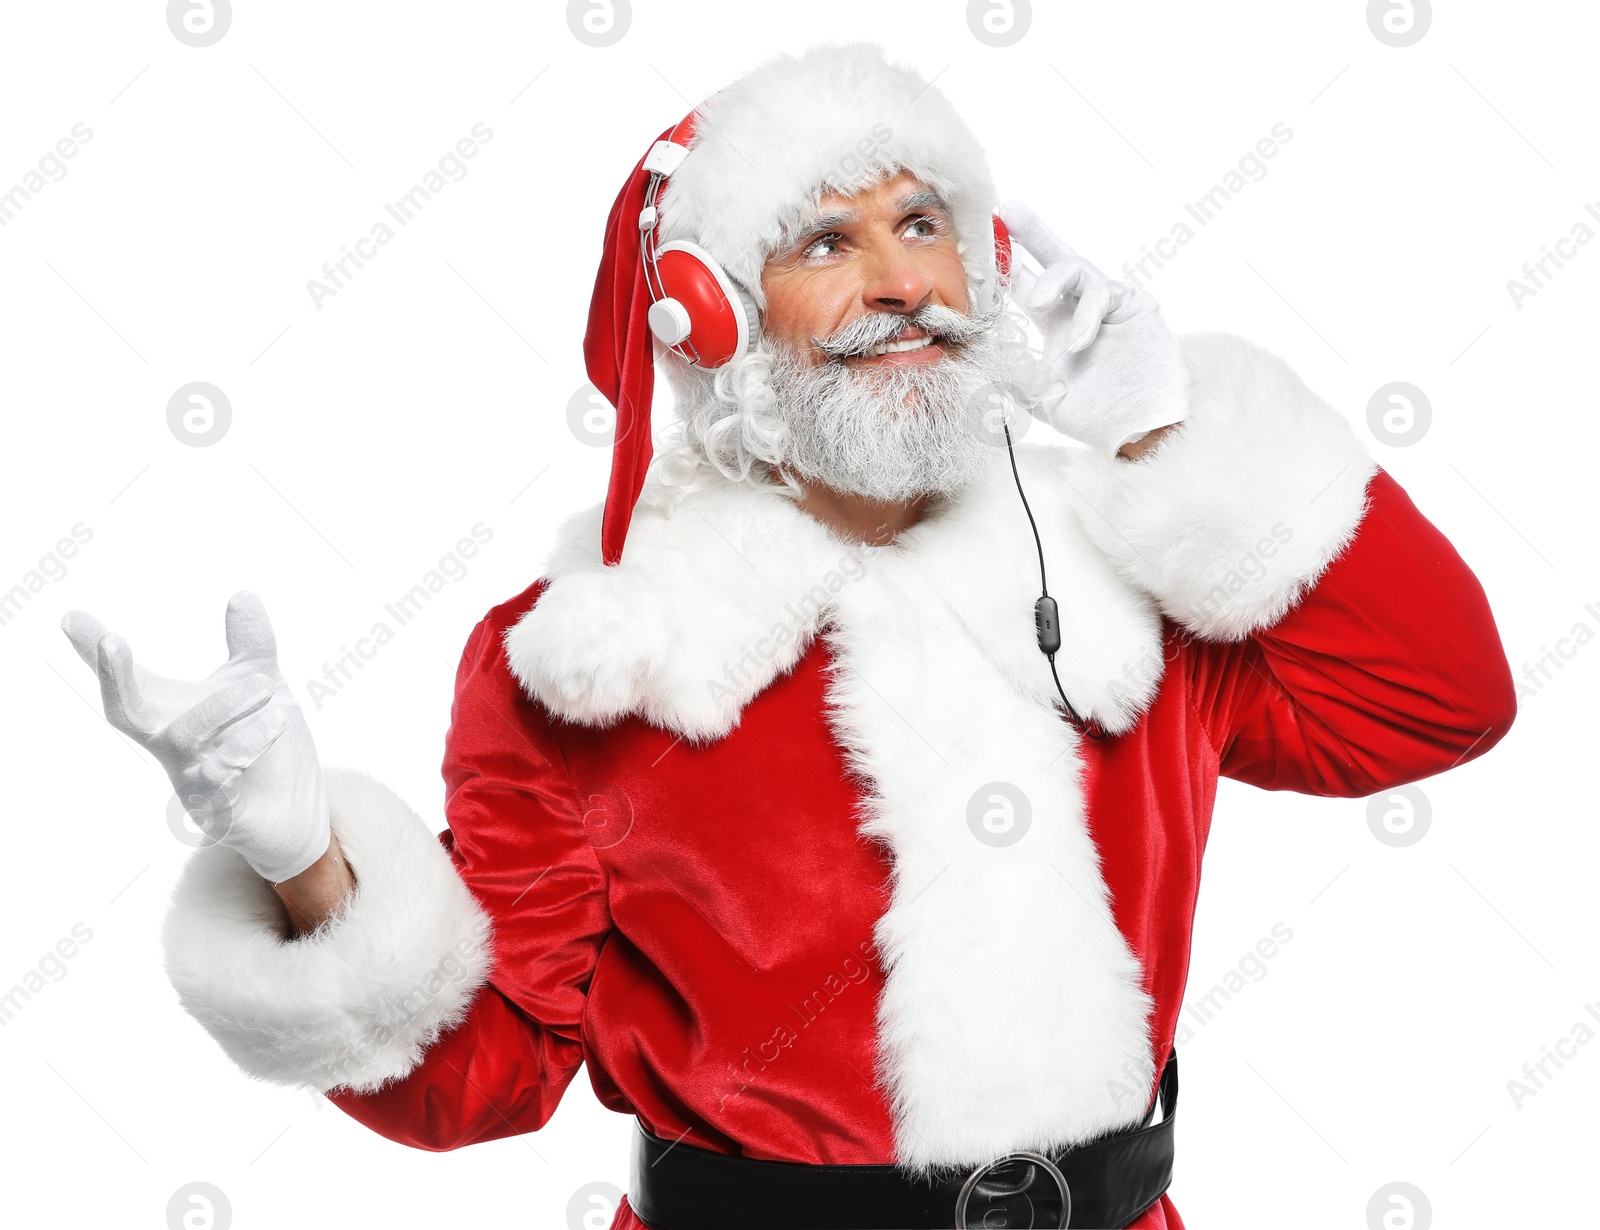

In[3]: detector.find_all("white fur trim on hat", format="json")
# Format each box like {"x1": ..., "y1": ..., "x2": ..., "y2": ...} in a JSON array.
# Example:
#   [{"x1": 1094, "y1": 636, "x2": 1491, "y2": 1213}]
[
  {"x1": 658, "y1": 42, "x2": 1002, "y2": 314},
  {"x1": 160, "y1": 767, "x2": 493, "y2": 1094},
  {"x1": 1060, "y1": 332, "x2": 1379, "y2": 640}
]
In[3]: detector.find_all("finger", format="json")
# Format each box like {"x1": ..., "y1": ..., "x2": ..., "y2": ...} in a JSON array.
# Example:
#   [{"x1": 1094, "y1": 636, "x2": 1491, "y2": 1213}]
[
  {"x1": 1103, "y1": 281, "x2": 1145, "y2": 321},
  {"x1": 1007, "y1": 263, "x2": 1053, "y2": 327},
  {"x1": 206, "y1": 707, "x2": 291, "y2": 776},
  {"x1": 1060, "y1": 275, "x2": 1115, "y2": 353},
  {"x1": 61, "y1": 610, "x2": 110, "y2": 671},
  {"x1": 164, "y1": 673, "x2": 277, "y2": 754},
  {"x1": 96, "y1": 634, "x2": 160, "y2": 739},
  {"x1": 1024, "y1": 258, "x2": 1092, "y2": 313},
  {"x1": 996, "y1": 201, "x2": 1071, "y2": 269},
  {"x1": 224, "y1": 591, "x2": 279, "y2": 667}
]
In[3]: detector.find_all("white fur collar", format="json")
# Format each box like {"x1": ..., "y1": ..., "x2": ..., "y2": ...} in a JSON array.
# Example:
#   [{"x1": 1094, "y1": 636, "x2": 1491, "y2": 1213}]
[
  {"x1": 506, "y1": 445, "x2": 1164, "y2": 1167},
  {"x1": 506, "y1": 443, "x2": 1164, "y2": 744}
]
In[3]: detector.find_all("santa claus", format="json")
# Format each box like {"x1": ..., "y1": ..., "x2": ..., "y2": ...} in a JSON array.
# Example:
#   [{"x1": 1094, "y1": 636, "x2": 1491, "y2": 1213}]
[{"x1": 63, "y1": 42, "x2": 1515, "y2": 1230}]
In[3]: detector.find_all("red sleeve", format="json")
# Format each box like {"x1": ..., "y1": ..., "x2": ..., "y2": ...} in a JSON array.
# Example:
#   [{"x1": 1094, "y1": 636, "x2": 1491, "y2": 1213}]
[
  {"x1": 328, "y1": 583, "x2": 613, "y2": 1148},
  {"x1": 1184, "y1": 469, "x2": 1517, "y2": 795}
]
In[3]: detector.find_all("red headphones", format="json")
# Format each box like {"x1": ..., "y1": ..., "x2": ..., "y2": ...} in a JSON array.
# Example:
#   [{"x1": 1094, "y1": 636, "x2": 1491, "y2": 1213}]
[{"x1": 640, "y1": 115, "x2": 1014, "y2": 370}]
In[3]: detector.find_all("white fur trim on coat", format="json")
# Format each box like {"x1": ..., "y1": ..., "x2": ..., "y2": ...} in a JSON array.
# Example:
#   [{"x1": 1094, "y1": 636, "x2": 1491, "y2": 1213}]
[
  {"x1": 161, "y1": 767, "x2": 493, "y2": 1094},
  {"x1": 822, "y1": 477, "x2": 1159, "y2": 1172},
  {"x1": 658, "y1": 42, "x2": 1003, "y2": 316},
  {"x1": 508, "y1": 444, "x2": 1164, "y2": 1169},
  {"x1": 1061, "y1": 332, "x2": 1378, "y2": 641},
  {"x1": 506, "y1": 444, "x2": 1164, "y2": 744}
]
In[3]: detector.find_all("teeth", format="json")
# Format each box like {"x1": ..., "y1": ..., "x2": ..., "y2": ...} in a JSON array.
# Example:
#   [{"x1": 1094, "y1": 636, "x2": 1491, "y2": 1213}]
[{"x1": 867, "y1": 334, "x2": 934, "y2": 357}]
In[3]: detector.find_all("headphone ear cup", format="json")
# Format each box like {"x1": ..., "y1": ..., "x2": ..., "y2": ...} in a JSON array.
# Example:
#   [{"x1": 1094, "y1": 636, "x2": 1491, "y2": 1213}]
[{"x1": 651, "y1": 240, "x2": 751, "y2": 368}]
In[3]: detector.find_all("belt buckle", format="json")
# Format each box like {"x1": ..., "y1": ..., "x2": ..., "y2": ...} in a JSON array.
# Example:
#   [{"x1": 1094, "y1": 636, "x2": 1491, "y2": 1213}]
[{"x1": 953, "y1": 1150, "x2": 1071, "y2": 1229}]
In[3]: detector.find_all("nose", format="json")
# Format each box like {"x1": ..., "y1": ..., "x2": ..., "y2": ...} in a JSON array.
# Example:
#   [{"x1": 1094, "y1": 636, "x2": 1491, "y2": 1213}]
[{"x1": 860, "y1": 236, "x2": 936, "y2": 316}]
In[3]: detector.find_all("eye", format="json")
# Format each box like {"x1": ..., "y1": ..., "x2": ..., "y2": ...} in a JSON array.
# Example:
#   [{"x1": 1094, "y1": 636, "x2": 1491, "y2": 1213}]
[
  {"x1": 903, "y1": 214, "x2": 944, "y2": 240},
  {"x1": 801, "y1": 232, "x2": 844, "y2": 260}
]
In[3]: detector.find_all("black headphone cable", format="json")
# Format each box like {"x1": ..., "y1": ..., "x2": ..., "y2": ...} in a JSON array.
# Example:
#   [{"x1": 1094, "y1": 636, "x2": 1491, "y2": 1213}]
[{"x1": 1002, "y1": 420, "x2": 1106, "y2": 740}]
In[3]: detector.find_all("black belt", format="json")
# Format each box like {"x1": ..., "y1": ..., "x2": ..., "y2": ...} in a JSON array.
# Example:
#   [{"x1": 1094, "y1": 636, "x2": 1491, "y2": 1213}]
[{"x1": 630, "y1": 1049, "x2": 1178, "y2": 1229}]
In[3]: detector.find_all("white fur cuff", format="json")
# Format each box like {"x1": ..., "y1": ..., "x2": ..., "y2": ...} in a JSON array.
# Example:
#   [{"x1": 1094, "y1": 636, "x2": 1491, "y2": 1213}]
[
  {"x1": 161, "y1": 766, "x2": 493, "y2": 1094},
  {"x1": 1060, "y1": 332, "x2": 1378, "y2": 640}
]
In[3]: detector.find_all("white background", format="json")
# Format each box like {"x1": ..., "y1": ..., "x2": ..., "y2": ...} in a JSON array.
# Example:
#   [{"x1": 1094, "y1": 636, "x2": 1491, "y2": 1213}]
[{"x1": 2, "y1": 2, "x2": 1595, "y2": 1228}]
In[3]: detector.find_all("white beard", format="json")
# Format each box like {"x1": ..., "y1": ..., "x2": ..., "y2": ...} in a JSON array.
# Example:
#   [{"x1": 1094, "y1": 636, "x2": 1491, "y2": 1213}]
[{"x1": 765, "y1": 326, "x2": 1009, "y2": 504}]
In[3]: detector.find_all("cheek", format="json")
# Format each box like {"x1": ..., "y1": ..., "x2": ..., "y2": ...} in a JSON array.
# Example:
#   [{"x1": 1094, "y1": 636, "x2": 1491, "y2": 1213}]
[
  {"x1": 762, "y1": 271, "x2": 854, "y2": 346},
  {"x1": 933, "y1": 254, "x2": 970, "y2": 312}
]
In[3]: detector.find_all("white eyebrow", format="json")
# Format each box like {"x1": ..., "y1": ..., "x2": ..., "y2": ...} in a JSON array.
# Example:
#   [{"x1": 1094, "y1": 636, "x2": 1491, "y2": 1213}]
[
  {"x1": 898, "y1": 189, "x2": 949, "y2": 214},
  {"x1": 779, "y1": 190, "x2": 951, "y2": 255},
  {"x1": 780, "y1": 208, "x2": 857, "y2": 253}
]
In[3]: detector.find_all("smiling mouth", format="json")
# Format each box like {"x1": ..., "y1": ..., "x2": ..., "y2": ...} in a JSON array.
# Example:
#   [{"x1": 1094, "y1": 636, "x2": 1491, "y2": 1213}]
[{"x1": 865, "y1": 334, "x2": 937, "y2": 357}]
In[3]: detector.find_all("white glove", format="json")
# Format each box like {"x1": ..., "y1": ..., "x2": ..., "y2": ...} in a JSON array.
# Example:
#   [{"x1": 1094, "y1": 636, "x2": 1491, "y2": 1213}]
[
  {"x1": 62, "y1": 591, "x2": 330, "y2": 883},
  {"x1": 998, "y1": 201, "x2": 1189, "y2": 457}
]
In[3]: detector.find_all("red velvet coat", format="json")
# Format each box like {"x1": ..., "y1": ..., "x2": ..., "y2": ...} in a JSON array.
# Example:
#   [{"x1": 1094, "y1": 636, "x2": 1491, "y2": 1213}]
[{"x1": 302, "y1": 336, "x2": 1514, "y2": 1229}]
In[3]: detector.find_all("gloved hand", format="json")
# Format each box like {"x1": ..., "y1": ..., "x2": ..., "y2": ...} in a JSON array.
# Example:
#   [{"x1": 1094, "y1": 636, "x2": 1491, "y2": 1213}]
[
  {"x1": 62, "y1": 591, "x2": 330, "y2": 883},
  {"x1": 998, "y1": 201, "x2": 1189, "y2": 457}
]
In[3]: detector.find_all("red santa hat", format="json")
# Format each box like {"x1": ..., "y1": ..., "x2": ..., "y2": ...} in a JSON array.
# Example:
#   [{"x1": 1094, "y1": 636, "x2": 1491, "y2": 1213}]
[{"x1": 585, "y1": 42, "x2": 1003, "y2": 565}]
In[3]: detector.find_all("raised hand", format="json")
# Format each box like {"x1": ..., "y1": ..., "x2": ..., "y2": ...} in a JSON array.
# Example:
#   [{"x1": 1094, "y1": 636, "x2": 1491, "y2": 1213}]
[
  {"x1": 62, "y1": 591, "x2": 330, "y2": 883},
  {"x1": 998, "y1": 200, "x2": 1189, "y2": 457}
]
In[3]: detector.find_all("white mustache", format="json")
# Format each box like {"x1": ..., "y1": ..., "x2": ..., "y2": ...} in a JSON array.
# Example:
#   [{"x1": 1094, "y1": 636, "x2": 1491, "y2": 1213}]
[{"x1": 810, "y1": 302, "x2": 1001, "y2": 361}]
